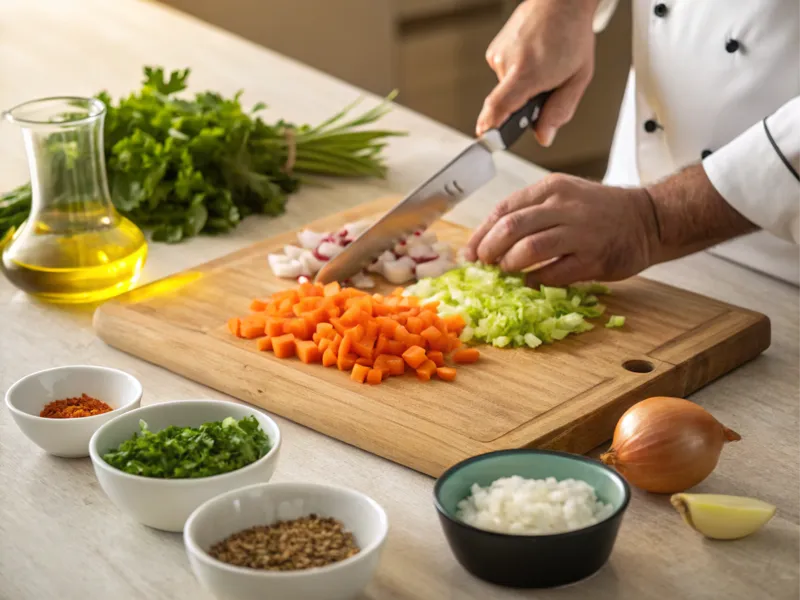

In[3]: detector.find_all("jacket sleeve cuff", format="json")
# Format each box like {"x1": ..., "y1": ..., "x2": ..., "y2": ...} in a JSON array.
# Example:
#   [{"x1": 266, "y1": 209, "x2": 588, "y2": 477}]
[
  {"x1": 593, "y1": 0, "x2": 619, "y2": 33},
  {"x1": 703, "y1": 96, "x2": 800, "y2": 244}
]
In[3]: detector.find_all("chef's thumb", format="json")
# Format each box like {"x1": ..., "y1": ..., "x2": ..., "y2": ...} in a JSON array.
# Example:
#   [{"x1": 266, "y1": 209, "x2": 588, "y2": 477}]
[
  {"x1": 476, "y1": 71, "x2": 537, "y2": 136},
  {"x1": 534, "y1": 67, "x2": 592, "y2": 147}
]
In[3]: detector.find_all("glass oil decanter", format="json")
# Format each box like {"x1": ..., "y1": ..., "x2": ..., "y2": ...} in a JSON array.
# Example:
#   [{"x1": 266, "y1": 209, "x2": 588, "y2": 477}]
[{"x1": 2, "y1": 97, "x2": 147, "y2": 303}]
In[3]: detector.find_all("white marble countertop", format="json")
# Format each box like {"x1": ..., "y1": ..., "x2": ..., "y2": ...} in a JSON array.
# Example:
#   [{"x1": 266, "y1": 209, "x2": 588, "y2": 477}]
[{"x1": 1, "y1": 1, "x2": 797, "y2": 599}]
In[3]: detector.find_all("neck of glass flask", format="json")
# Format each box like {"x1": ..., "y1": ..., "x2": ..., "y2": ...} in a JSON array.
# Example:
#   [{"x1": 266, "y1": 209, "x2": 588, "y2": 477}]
[{"x1": 7, "y1": 97, "x2": 118, "y2": 232}]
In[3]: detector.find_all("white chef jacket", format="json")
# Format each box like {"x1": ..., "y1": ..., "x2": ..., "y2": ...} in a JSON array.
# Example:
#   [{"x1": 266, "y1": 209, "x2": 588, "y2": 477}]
[{"x1": 593, "y1": 0, "x2": 800, "y2": 285}]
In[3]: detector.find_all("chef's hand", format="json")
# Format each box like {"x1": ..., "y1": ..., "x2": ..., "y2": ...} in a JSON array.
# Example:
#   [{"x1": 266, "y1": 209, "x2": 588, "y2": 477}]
[
  {"x1": 464, "y1": 174, "x2": 659, "y2": 286},
  {"x1": 476, "y1": 0, "x2": 598, "y2": 147}
]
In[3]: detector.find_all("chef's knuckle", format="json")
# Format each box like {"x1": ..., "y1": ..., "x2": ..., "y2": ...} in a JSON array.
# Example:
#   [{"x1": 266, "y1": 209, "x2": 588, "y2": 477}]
[
  {"x1": 499, "y1": 212, "x2": 523, "y2": 236},
  {"x1": 524, "y1": 235, "x2": 548, "y2": 259},
  {"x1": 541, "y1": 173, "x2": 570, "y2": 195}
]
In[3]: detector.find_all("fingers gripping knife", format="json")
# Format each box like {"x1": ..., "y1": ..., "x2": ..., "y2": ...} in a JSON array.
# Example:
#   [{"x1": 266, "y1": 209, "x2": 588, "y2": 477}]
[{"x1": 314, "y1": 92, "x2": 551, "y2": 285}]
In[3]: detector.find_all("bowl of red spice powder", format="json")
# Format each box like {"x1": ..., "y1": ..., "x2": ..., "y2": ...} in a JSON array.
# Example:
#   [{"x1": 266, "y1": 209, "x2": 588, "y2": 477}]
[{"x1": 4, "y1": 365, "x2": 143, "y2": 457}]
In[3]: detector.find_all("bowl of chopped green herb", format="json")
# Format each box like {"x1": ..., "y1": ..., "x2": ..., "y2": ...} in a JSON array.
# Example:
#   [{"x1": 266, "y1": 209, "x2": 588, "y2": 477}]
[{"x1": 89, "y1": 399, "x2": 281, "y2": 532}]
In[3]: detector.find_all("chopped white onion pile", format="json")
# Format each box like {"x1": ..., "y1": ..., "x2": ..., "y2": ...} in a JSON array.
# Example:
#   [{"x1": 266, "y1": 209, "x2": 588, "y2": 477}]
[
  {"x1": 456, "y1": 475, "x2": 615, "y2": 535},
  {"x1": 267, "y1": 219, "x2": 457, "y2": 287}
]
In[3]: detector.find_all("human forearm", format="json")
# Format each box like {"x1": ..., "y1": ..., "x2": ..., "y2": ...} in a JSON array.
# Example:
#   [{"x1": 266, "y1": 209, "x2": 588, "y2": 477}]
[{"x1": 644, "y1": 164, "x2": 758, "y2": 265}]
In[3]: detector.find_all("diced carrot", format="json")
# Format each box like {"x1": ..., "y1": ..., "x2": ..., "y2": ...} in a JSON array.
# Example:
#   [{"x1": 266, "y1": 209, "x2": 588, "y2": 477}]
[
  {"x1": 406, "y1": 334, "x2": 424, "y2": 348},
  {"x1": 326, "y1": 306, "x2": 341, "y2": 319},
  {"x1": 406, "y1": 316, "x2": 424, "y2": 335},
  {"x1": 427, "y1": 350, "x2": 445, "y2": 367},
  {"x1": 318, "y1": 338, "x2": 332, "y2": 353},
  {"x1": 347, "y1": 324, "x2": 365, "y2": 343},
  {"x1": 394, "y1": 325, "x2": 410, "y2": 345},
  {"x1": 385, "y1": 340, "x2": 405, "y2": 356},
  {"x1": 278, "y1": 297, "x2": 293, "y2": 314},
  {"x1": 436, "y1": 367, "x2": 457, "y2": 382},
  {"x1": 266, "y1": 319, "x2": 285, "y2": 337},
  {"x1": 364, "y1": 320, "x2": 379, "y2": 341},
  {"x1": 373, "y1": 303, "x2": 394, "y2": 316},
  {"x1": 443, "y1": 314, "x2": 466, "y2": 335},
  {"x1": 351, "y1": 363, "x2": 370, "y2": 383},
  {"x1": 272, "y1": 289, "x2": 299, "y2": 304},
  {"x1": 391, "y1": 287, "x2": 405, "y2": 296},
  {"x1": 341, "y1": 306, "x2": 362, "y2": 326},
  {"x1": 448, "y1": 335, "x2": 462, "y2": 352},
  {"x1": 284, "y1": 318, "x2": 311, "y2": 341},
  {"x1": 356, "y1": 357, "x2": 373, "y2": 367},
  {"x1": 298, "y1": 282, "x2": 322, "y2": 298},
  {"x1": 312, "y1": 332, "x2": 321, "y2": 344},
  {"x1": 340, "y1": 332, "x2": 353, "y2": 358},
  {"x1": 316, "y1": 322, "x2": 334, "y2": 337},
  {"x1": 322, "y1": 347, "x2": 337, "y2": 367},
  {"x1": 366, "y1": 368, "x2": 383, "y2": 385},
  {"x1": 352, "y1": 340, "x2": 374, "y2": 361},
  {"x1": 386, "y1": 355, "x2": 405, "y2": 376},
  {"x1": 421, "y1": 326, "x2": 442, "y2": 345},
  {"x1": 303, "y1": 308, "x2": 327, "y2": 329},
  {"x1": 240, "y1": 316, "x2": 267, "y2": 339},
  {"x1": 419, "y1": 311, "x2": 435, "y2": 329},
  {"x1": 427, "y1": 335, "x2": 449, "y2": 352},
  {"x1": 256, "y1": 336, "x2": 273, "y2": 352},
  {"x1": 272, "y1": 334, "x2": 296, "y2": 359},
  {"x1": 228, "y1": 317, "x2": 242, "y2": 338},
  {"x1": 250, "y1": 299, "x2": 268, "y2": 312},
  {"x1": 453, "y1": 348, "x2": 480, "y2": 364},
  {"x1": 330, "y1": 334, "x2": 343, "y2": 355},
  {"x1": 292, "y1": 303, "x2": 304, "y2": 317},
  {"x1": 433, "y1": 315, "x2": 447, "y2": 334},
  {"x1": 296, "y1": 340, "x2": 322, "y2": 364},
  {"x1": 338, "y1": 352, "x2": 357, "y2": 372},
  {"x1": 378, "y1": 317, "x2": 398, "y2": 338},
  {"x1": 373, "y1": 354, "x2": 392, "y2": 375},
  {"x1": 422, "y1": 301, "x2": 440, "y2": 311},
  {"x1": 375, "y1": 335, "x2": 389, "y2": 356},
  {"x1": 323, "y1": 281, "x2": 341, "y2": 297},
  {"x1": 402, "y1": 345, "x2": 427, "y2": 369},
  {"x1": 416, "y1": 359, "x2": 437, "y2": 381},
  {"x1": 330, "y1": 317, "x2": 348, "y2": 337}
]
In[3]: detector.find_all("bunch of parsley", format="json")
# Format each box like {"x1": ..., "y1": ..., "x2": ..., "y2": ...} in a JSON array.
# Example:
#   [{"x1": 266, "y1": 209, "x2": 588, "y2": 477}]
[
  {"x1": 103, "y1": 415, "x2": 272, "y2": 479},
  {"x1": 0, "y1": 66, "x2": 404, "y2": 244}
]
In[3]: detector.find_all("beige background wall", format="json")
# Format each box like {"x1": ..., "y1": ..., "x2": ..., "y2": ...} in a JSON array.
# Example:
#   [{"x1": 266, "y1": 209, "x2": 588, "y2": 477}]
[{"x1": 157, "y1": 0, "x2": 632, "y2": 177}]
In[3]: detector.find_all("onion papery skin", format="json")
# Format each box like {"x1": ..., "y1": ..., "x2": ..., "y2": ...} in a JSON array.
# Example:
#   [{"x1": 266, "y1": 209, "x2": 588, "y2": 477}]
[{"x1": 601, "y1": 397, "x2": 741, "y2": 494}]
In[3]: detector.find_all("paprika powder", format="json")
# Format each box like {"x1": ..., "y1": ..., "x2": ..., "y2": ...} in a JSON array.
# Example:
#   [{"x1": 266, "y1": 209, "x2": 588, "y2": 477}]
[{"x1": 40, "y1": 394, "x2": 113, "y2": 418}]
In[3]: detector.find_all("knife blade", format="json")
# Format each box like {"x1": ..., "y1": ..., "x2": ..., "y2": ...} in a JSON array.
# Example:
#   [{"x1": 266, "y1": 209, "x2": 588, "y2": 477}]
[{"x1": 314, "y1": 92, "x2": 551, "y2": 285}]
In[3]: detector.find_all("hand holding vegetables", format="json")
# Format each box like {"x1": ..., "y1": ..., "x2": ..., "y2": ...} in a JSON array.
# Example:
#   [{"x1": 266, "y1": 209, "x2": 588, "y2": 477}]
[{"x1": 463, "y1": 173, "x2": 658, "y2": 286}]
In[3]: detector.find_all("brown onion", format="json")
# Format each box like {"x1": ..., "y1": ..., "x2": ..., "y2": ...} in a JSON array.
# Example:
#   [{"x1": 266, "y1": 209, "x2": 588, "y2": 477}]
[{"x1": 600, "y1": 397, "x2": 741, "y2": 494}]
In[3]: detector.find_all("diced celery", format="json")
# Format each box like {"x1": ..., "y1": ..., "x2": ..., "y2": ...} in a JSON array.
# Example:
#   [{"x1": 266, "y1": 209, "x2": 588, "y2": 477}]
[
  {"x1": 606, "y1": 315, "x2": 626, "y2": 328},
  {"x1": 403, "y1": 263, "x2": 619, "y2": 349}
]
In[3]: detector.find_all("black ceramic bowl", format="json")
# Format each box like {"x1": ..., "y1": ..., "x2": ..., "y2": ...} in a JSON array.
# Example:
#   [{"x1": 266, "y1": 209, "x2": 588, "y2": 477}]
[{"x1": 434, "y1": 449, "x2": 630, "y2": 589}]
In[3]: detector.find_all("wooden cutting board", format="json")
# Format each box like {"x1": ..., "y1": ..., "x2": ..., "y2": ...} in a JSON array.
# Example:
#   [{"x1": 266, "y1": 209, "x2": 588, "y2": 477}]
[{"x1": 93, "y1": 198, "x2": 771, "y2": 477}]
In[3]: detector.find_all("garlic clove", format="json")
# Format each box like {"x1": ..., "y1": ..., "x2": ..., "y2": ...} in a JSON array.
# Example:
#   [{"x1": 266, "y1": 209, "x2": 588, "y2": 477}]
[{"x1": 670, "y1": 493, "x2": 776, "y2": 540}]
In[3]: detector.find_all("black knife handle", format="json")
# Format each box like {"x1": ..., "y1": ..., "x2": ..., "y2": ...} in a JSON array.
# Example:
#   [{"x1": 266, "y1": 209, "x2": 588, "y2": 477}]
[{"x1": 497, "y1": 91, "x2": 552, "y2": 149}]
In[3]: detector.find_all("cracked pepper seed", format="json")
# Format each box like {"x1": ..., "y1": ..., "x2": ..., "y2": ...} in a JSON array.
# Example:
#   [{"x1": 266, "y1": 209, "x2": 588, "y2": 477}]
[{"x1": 207, "y1": 514, "x2": 360, "y2": 571}]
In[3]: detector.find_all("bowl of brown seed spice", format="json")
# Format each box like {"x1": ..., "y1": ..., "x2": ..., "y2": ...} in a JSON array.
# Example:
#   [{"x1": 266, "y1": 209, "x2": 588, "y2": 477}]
[{"x1": 184, "y1": 481, "x2": 389, "y2": 600}]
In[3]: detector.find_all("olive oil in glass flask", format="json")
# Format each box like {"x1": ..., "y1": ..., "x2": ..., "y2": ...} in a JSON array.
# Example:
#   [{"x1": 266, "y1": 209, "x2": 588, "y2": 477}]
[{"x1": 2, "y1": 97, "x2": 147, "y2": 303}]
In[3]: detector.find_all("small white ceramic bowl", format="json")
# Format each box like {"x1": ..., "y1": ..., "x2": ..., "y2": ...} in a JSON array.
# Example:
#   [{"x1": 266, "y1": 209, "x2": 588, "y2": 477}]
[
  {"x1": 4, "y1": 365, "x2": 143, "y2": 458},
  {"x1": 184, "y1": 482, "x2": 389, "y2": 600},
  {"x1": 89, "y1": 399, "x2": 282, "y2": 533}
]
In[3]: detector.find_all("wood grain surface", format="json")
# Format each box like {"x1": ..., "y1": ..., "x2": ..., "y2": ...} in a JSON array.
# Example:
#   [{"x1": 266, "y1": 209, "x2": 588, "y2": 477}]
[{"x1": 94, "y1": 197, "x2": 771, "y2": 477}]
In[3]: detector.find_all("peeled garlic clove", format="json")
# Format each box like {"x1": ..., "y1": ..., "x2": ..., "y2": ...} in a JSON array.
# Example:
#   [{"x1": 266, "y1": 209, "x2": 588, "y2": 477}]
[{"x1": 670, "y1": 493, "x2": 776, "y2": 540}]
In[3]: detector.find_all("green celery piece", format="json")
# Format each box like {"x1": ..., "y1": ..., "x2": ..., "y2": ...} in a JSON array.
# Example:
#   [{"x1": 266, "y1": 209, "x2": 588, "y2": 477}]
[
  {"x1": 606, "y1": 315, "x2": 626, "y2": 328},
  {"x1": 404, "y1": 263, "x2": 620, "y2": 349}
]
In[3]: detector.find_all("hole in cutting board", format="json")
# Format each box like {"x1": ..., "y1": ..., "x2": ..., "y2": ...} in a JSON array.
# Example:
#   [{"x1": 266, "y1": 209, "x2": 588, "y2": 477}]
[{"x1": 622, "y1": 359, "x2": 654, "y2": 373}]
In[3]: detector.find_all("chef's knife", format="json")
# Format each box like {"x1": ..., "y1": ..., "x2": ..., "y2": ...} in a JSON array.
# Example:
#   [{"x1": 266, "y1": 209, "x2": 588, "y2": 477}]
[{"x1": 314, "y1": 92, "x2": 551, "y2": 285}]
